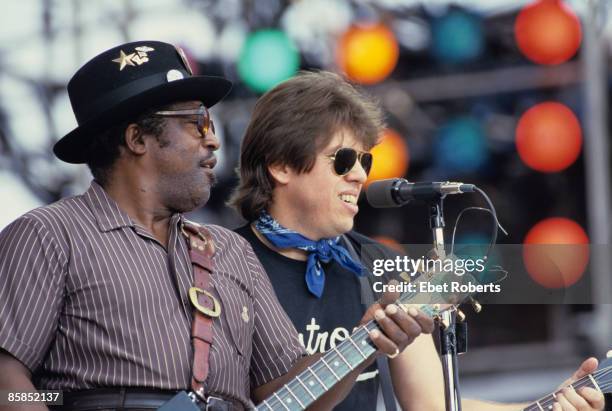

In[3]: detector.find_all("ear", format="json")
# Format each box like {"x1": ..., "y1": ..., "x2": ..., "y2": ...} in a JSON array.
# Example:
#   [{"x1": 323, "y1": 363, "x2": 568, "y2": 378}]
[
  {"x1": 123, "y1": 123, "x2": 148, "y2": 156},
  {"x1": 268, "y1": 163, "x2": 293, "y2": 185}
]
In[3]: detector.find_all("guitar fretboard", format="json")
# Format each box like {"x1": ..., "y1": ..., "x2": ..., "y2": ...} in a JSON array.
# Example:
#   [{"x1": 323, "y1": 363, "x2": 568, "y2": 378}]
[
  {"x1": 256, "y1": 304, "x2": 440, "y2": 411},
  {"x1": 522, "y1": 366, "x2": 612, "y2": 411}
]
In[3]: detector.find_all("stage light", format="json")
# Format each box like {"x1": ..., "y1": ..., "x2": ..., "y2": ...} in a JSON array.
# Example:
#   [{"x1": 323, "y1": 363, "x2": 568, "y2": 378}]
[
  {"x1": 238, "y1": 29, "x2": 300, "y2": 93},
  {"x1": 523, "y1": 217, "x2": 589, "y2": 288},
  {"x1": 514, "y1": 0, "x2": 581, "y2": 65},
  {"x1": 435, "y1": 117, "x2": 487, "y2": 174},
  {"x1": 372, "y1": 236, "x2": 404, "y2": 254},
  {"x1": 431, "y1": 9, "x2": 484, "y2": 64},
  {"x1": 366, "y1": 129, "x2": 409, "y2": 185},
  {"x1": 336, "y1": 23, "x2": 399, "y2": 85},
  {"x1": 515, "y1": 102, "x2": 582, "y2": 173}
]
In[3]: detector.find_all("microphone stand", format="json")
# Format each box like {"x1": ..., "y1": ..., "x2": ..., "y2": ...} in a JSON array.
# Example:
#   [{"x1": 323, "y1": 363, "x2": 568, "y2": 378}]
[{"x1": 428, "y1": 194, "x2": 462, "y2": 411}]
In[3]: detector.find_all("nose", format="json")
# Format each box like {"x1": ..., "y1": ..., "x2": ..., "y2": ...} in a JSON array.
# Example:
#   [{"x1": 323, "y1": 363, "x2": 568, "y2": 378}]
[
  {"x1": 346, "y1": 159, "x2": 367, "y2": 184},
  {"x1": 203, "y1": 129, "x2": 220, "y2": 152}
]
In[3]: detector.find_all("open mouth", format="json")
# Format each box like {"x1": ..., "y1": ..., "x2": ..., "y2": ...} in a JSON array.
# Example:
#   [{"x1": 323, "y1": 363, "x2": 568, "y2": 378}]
[
  {"x1": 339, "y1": 194, "x2": 357, "y2": 205},
  {"x1": 200, "y1": 156, "x2": 217, "y2": 169}
]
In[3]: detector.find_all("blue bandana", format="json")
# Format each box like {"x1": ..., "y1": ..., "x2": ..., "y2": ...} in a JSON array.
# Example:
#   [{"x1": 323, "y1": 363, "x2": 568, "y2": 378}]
[{"x1": 254, "y1": 211, "x2": 365, "y2": 298}]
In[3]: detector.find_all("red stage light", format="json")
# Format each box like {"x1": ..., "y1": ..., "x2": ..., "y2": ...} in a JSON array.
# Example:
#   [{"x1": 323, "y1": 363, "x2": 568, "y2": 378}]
[
  {"x1": 515, "y1": 102, "x2": 582, "y2": 173},
  {"x1": 514, "y1": 0, "x2": 581, "y2": 65},
  {"x1": 523, "y1": 217, "x2": 589, "y2": 288}
]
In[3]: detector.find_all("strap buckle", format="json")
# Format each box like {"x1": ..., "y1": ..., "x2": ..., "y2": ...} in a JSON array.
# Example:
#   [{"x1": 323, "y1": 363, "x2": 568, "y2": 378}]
[
  {"x1": 205, "y1": 395, "x2": 230, "y2": 411},
  {"x1": 181, "y1": 221, "x2": 208, "y2": 245},
  {"x1": 189, "y1": 287, "x2": 221, "y2": 317},
  {"x1": 187, "y1": 392, "x2": 232, "y2": 411}
]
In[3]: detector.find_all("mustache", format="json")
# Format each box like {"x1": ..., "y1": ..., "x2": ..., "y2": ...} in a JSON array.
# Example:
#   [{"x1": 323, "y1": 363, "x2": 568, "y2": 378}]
[
  {"x1": 200, "y1": 155, "x2": 217, "y2": 187},
  {"x1": 199, "y1": 154, "x2": 217, "y2": 168}
]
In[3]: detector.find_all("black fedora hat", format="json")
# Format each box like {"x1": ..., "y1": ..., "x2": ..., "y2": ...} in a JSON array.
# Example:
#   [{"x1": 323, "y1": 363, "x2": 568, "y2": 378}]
[{"x1": 54, "y1": 40, "x2": 232, "y2": 163}]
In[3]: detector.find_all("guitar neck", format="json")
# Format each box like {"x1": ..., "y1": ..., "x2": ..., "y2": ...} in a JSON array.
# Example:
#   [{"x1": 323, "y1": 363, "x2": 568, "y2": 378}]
[
  {"x1": 256, "y1": 304, "x2": 440, "y2": 411},
  {"x1": 522, "y1": 372, "x2": 601, "y2": 411}
]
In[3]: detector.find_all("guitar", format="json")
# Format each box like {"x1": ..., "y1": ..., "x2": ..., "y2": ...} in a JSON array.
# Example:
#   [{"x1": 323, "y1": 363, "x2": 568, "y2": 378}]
[
  {"x1": 255, "y1": 254, "x2": 497, "y2": 411},
  {"x1": 522, "y1": 357, "x2": 612, "y2": 411},
  {"x1": 257, "y1": 331, "x2": 612, "y2": 411},
  {"x1": 255, "y1": 294, "x2": 452, "y2": 411},
  {"x1": 254, "y1": 276, "x2": 611, "y2": 411}
]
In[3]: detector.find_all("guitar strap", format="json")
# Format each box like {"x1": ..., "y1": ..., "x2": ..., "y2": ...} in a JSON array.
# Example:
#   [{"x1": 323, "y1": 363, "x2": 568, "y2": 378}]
[
  {"x1": 341, "y1": 234, "x2": 398, "y2": 411},
  {"x1": 181, "y1": 220, "x2": 219, "y2": 401}
]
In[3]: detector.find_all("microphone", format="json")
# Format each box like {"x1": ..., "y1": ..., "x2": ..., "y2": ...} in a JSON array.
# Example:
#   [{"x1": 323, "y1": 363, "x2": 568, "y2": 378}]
[{"x1": 366, "y1": 178, "x2": 475, "y2": 208}]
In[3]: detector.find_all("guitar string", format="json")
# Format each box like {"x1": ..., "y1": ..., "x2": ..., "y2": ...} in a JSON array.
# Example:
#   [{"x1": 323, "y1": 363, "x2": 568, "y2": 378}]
[
  {"x1": 263, "y1": 301, "x2": 446, "y2": 409},
  {"x1": 532, "y1": 375, "x2": 608, "y2": 409},
  {"x1": 524, "y1": 366, "x2": 612, "y2": 410},
  {"x1": 265, "y1": 347, "x2": 612, "y2": 410},
  {"x1": 264, "y1": 346, "x2": 612, "y2": 410},
  {"x1": 264, "y1": 322, "x2": 612, "y2": 411},
  {"x1": 262, "y1": 325, "x2": 378, "y2": 409}
]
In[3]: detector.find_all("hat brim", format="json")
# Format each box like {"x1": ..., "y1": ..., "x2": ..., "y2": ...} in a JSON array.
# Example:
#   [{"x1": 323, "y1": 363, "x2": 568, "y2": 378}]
[{"x1": 53, "y1": 75, "x2": 232, "y2": 164}]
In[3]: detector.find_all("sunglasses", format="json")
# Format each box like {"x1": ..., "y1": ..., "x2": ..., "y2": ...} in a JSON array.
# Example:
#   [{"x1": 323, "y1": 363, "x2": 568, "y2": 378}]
[
  {"x1": 153, "y1": 106, "x2": 215, "y2": 136},
  {"x1": 327, "y1": 147, "x2": 373, "y2": 176}
]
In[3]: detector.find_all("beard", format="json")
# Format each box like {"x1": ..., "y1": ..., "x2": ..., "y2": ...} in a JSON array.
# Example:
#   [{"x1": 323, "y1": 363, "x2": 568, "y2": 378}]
[{"x1": 157, "y1": 166, "x2": 216, "y2": 213}]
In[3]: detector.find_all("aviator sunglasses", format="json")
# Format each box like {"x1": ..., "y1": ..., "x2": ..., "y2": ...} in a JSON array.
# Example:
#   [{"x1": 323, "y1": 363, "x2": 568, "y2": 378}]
[
  {"x1": 327, "y1": 147, "x2": 373, "y2": 177},
  {"x1": 153, "y1": 105, "x2": 215, "y2": 136}
]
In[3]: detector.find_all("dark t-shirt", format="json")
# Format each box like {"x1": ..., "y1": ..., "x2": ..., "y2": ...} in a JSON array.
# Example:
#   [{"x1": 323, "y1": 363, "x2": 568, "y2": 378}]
[{"x1": 235, "y1": 225, "x2": 384, "y2": 411}]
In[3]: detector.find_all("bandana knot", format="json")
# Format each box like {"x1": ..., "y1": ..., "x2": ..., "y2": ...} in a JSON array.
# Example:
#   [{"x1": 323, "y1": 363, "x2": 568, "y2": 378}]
[{"x1": 254, "y1": 211, "x2": 365, "y2": 298}]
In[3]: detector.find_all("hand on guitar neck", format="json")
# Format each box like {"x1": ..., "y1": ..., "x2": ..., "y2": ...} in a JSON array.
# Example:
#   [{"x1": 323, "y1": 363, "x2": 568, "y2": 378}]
[
  {"x1": 548, "y1": 357, "x2": 605, "y2": 411},
  {"x1": 516, "y1": 356, "x2": 608, "y2": 411},
  {"x1": 358, "y1": 281, "x2": 436, "y2": 361},
  {"x1": 252, "y1": 283, "x2": 437, "y2": 410}
]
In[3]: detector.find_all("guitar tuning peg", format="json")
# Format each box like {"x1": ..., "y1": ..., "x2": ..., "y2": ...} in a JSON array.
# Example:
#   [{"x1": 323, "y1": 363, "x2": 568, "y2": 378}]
[
  {"x1": 456, "y1": 310, "x2": 466, "y2": 322},
  {"x1": 469, "y1": 297, "x2": 482, "y2": 313},
  {"x1": 436, "y1": 319, "x2": 447, "y2": 330}
]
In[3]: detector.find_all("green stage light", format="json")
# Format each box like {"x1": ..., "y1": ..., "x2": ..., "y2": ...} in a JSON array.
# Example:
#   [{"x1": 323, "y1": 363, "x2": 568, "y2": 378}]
[{"x1": 238, "y1": 29, "x2": 300, "y2": 93}]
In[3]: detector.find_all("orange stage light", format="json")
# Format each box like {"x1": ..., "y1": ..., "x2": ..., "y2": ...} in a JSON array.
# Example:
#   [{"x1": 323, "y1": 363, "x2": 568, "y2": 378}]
[
  {"x1": 336, "y1": 23, "x2": 399, "y2": 85},
  {"x1": 366, "y1": 129, "x2": 409, "y2": 185},
  {"x1": 372, "y1": 236, "x2": 404, "y2": 254}
]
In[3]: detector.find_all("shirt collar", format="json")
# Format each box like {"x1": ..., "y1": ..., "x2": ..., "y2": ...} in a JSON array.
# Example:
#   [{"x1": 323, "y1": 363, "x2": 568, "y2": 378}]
[
  {"x1": 84, "y1": 180, "x2": 135, "y2": 232},
  {"x1": 84, "y1": 180, "x2": 186, "y2": 237}
]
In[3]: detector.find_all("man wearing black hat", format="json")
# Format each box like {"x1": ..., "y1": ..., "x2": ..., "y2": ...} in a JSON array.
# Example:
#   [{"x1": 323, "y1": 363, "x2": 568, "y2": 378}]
[{"x1": 0, "y1": 41, "x2": 433, "y2": 411}]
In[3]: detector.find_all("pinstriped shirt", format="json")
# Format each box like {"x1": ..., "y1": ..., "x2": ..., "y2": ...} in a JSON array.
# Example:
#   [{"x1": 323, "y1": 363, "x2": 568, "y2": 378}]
[{"x1": 0, "y1": 181, "x2": 305, "y2": 407}]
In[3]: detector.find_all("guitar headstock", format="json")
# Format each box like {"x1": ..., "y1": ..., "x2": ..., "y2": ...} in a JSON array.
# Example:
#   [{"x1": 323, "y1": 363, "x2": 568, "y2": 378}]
[{"x1": 392, "y1": 272, "x2": 485, "y2": 324}]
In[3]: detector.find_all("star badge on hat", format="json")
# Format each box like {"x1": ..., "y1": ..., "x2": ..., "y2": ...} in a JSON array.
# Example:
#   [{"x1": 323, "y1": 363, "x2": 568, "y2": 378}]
[
  {"x1": 54, "y1": 40, "x2": 232, "y2": 164},
  {"x1": 112, "y1": 45, "x2": 155, "y2": 71}
]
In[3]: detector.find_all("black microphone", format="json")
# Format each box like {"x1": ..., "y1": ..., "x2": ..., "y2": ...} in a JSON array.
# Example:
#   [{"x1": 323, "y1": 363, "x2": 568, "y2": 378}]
[{"x1": 366, "y1": 178, "x2": 475, "y2": 208}]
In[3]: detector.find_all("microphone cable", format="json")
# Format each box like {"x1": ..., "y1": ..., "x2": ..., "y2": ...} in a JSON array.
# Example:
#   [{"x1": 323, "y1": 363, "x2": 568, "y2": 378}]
[{"x1": 450, "y1": 186, "x2": 507, "y2": 264}]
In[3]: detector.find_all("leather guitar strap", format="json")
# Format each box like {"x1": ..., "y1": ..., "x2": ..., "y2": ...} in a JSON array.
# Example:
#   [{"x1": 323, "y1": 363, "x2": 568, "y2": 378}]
[{"x1": 181, "y1": 220, "x2": 219, "y2": 401}]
